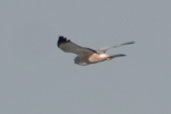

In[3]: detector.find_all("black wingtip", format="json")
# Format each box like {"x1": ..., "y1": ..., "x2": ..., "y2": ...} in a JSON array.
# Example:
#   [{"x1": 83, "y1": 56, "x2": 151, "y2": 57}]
[
  {"x1": 123, "y1": 41, "x2": 135, "y2": 45},
  {"x1": 57, "y1": 36, "x2": 70, "y2": 47},
  {"x1": 128, "y1": 41, "x2": 135, "y2": 45}
]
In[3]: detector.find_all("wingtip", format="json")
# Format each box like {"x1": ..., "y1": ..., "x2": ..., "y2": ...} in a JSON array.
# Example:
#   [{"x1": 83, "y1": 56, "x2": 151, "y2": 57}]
[
  {"x1": 125, "y1": 41, "x2": 135, "y2": 45},
  {"x1": 57, "y1": 36, "x2": 70, "y2": 47},
  {"x1": 130, "y1": 41, "x2": 135, "y2": 44}
]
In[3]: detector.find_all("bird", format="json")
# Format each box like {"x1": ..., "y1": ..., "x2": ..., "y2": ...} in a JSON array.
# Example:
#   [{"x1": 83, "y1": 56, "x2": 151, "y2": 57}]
[{"x1": 57, "y1": 36, "x2": 135, "y2": 66}]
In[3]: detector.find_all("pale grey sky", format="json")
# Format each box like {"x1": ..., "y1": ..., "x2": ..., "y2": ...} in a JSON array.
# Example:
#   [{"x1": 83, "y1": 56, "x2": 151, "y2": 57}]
[{"x1": 0, "y1": 0, "x2": 171, "y2": 114}]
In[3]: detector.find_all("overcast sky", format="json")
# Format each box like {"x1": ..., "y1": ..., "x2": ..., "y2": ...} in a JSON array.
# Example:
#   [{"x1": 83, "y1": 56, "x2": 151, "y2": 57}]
[{"x1": 0, "y1": 0, "x2": 171, "y2": 114}]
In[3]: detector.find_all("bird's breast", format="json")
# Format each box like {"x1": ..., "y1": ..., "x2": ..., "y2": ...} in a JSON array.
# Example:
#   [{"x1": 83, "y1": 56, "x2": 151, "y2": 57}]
[{"x1": 88, "y1": 53, "x2": 109, "y2": 62}]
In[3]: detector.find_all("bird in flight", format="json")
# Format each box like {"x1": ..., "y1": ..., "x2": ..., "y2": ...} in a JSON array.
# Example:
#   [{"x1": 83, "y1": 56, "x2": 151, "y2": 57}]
[{"x1": 57, "y1": 36, "x2": 135, "y2": 66}]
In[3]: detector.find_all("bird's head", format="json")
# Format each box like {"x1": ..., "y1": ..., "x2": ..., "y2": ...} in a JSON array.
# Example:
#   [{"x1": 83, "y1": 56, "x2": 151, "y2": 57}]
[{"x1": 74, "y1": 57, "x2": 88, "y2": 66}]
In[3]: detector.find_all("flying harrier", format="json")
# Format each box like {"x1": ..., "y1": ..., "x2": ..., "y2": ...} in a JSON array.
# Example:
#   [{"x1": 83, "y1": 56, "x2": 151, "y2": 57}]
[{"x1": 57, "y1": 36, "x2": 134, "y2": 66}]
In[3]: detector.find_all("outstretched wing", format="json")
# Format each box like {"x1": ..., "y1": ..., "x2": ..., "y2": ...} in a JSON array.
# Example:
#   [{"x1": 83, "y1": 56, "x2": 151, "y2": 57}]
[
  {"x1": 57, "y1": 36, "x2": 97, "y2": 56},
  {"x1": 98, "y1": 41, "x2": 135, "y2": 53}
]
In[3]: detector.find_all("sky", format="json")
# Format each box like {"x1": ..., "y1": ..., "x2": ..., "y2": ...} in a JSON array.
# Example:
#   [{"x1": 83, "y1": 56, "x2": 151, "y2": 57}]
[{"x1": 0, "y1": 0, "x2": 171, "y2": 114}]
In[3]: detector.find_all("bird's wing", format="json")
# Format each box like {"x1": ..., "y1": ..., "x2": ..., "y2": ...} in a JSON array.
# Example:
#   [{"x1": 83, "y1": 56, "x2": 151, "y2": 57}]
[
  {"x1": 98, "y1": 41, "x2": 135, "y2": 53},
  {"x1": 57, "y1": 36, "x2": 97, "y2": 57}
]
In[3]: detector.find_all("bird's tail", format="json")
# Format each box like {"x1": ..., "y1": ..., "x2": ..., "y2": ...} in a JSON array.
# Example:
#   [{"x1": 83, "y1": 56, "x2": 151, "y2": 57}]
[{"x1": 106, "y1": 54, "x2": 126, "y2": 60}]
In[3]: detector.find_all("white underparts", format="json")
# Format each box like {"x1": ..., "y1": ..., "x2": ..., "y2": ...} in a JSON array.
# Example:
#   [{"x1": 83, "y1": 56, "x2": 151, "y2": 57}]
[
  {"x1": 99, "y1": 53, "x2": 109, "y2": 58},
  {"x1": 88, "y1": 53, "x2": 109, "y2": 63}
]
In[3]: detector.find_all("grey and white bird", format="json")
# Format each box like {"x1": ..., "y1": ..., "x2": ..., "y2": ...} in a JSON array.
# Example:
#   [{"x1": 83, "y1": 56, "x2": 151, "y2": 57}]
[{"x1": 57, "y1": 36, "x2": 135, "y2": 66}]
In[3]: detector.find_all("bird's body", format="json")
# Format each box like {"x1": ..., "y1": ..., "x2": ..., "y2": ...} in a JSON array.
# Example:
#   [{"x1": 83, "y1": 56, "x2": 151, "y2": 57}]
[{"x1": 57, "y1": 36, "x2": 134, "y2": 66}]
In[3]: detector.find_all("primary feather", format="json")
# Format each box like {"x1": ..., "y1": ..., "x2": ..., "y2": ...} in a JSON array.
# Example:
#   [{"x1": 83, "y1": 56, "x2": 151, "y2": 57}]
[{"x1": 58, "y1": 36, "x2": 96, "y2": 56}]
